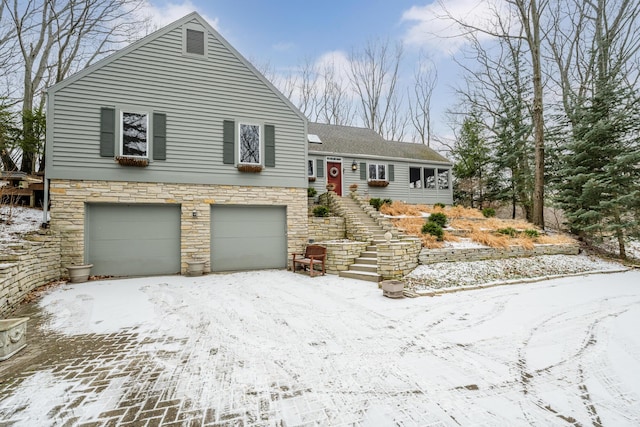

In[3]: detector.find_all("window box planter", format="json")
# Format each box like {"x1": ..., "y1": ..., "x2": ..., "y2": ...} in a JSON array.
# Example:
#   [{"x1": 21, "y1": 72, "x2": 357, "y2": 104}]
[
  {"x1": 66, "y1": 264, "x2": 93, "y2": 283},
  {"x1": 0, "y1": 317, "x2": 29, "y2": 361},
  {"x1": 368, "y1": 180, "x2": 389, "y2": 187},
  {"x1": 237, "y1": 164, "x2": 263, "y2": 173},
  {"x1": 308, "y1": 176, "x2": 316, "y2": 182},
  {"x1": 115, "y1": 156, "x2": 149, "y2": 167}
]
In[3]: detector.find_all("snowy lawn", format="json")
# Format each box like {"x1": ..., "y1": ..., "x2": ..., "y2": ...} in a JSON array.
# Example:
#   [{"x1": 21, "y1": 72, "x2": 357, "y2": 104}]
[
  {"x1": 0, "y1": 205, "x2": 46, "y2": 245},
  {"x1": 1, "y1": 270, "x2": 639, "y2": 425}
]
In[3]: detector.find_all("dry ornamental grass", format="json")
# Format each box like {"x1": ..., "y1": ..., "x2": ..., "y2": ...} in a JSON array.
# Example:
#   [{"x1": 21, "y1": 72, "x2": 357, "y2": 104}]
[{"x1": 387, "y1": 203, "x2": 577, "y2": 249}]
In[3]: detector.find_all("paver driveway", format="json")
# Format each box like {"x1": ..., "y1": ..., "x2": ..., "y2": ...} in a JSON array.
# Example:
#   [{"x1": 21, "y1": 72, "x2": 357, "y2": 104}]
[{"x1": 1, "y1": 270, "x2": 639, "y2": 426}]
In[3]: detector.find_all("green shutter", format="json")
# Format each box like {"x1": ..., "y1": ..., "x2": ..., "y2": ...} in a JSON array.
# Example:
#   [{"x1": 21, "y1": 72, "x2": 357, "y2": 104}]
[
  {"x1": 223, "y1": 120, "x2": 235, "y2": 164},
  {"x1": 316, "y1": 159, "x2": 324, "y2": 178},
  {"x1": 153, "y1": 113, "x2": 167, "y2": 160},
  {"x1": 360, "y1": 163, "x2": 367, "y2": 180},
  {"x1": 265, "y1": 124, "x2": 275, "y2": 167},
  {"x1": 388, "y1": 164, "x2": 394, "y2": 181},
  {"x1": 100, "y1": 107, "x2": 115, "y2": 157}
]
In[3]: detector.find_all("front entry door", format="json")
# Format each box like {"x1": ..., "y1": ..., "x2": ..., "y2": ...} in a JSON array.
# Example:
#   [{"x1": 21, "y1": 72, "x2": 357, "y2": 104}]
[{"x1": 327, "y1": 161, "x2": 342, "y2": 196}]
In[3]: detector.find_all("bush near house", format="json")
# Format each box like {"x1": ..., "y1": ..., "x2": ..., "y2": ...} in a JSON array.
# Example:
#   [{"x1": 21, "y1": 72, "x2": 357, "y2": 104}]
[
  {"x1": 428, "y1": 212, "x2": 448, "y2": 228},
  {"x1": 312, "y1": 206, "x2": 330, "y2": 217},
  {"x1": 369, "y1": 198, "x2": 392, "y2": 211}
]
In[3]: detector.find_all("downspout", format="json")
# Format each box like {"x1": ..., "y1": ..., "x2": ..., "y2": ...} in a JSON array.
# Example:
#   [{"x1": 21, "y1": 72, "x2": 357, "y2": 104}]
[
  {"x1": 42, "y1": 177, "x2": 49, "y2": 228},
  {"x1": 42, "y1": 87, "x2": 50, "y2": 228}
]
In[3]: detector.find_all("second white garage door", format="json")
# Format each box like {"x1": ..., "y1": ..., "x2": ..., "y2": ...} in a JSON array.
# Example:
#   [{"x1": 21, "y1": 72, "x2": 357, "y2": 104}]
[{"x1": 210, "y1": 205, "x2": 287, "y2": 272}]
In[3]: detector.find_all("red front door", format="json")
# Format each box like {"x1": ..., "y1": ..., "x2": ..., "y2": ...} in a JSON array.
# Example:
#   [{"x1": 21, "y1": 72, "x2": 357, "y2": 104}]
[{"x1": 327, "y1": 161, "x2": 342, "y2": 196}]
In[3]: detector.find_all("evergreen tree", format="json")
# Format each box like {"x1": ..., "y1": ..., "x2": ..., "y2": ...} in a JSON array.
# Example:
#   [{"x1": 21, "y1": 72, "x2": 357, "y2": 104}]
[
  {"x1": 557, "y1": 75, "x2": 640, "y2": 258},
  {"x1": 451, "y1": 112, "x2": 492, "y2": 208}
]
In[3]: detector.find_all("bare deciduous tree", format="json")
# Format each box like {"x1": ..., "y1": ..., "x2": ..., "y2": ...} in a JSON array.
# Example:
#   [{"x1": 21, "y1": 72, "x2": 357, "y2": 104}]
[
  {"x1": 408, "y1": 54, "x2": 437, "y2": 146},
  {"x1": 348, "y1": 38, "x2": 404, "y2": 138},
  {"x1": 438, "y1": 0, "x2": 548, "y2": 227},
  {"x1": 3, "y1": 0, "x2": 149, "y2": 173},
  {"x1": 318, "y1": 62, "x2": 353, "y2": 126}
]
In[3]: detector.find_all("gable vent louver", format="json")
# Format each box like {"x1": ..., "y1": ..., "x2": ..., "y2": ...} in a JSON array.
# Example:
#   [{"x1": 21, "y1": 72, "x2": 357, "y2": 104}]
[{"x1": 186, "y1": 29, "x2": 205, "y2": 55}]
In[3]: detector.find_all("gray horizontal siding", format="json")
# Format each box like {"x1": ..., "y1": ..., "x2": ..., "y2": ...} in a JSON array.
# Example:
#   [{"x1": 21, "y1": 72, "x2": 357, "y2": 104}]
[
  {"x1": 308, "y1": 154, "x2": 453, "y2": 205},
  {"x1": 48, "y1": 20, "x2": 306, "y2": 188}
]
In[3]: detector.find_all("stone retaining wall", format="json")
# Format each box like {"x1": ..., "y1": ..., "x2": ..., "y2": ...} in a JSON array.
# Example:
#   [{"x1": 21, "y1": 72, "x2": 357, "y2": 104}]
[
  {"x1": 377, "y1": 238, "x2": 422, "y2": 280},
  {"x1": 0, "y1": 231, "x2": 61, "y2": 317},
  {"x1": 320, "y1": 240, "x2": 369, "y2": 274},
  {"x1": 419, "y1": 243, "x2": 580, "y2": 264},
  {"x1": 308, "y1": 217, "x2": 345, "y2": 242}
]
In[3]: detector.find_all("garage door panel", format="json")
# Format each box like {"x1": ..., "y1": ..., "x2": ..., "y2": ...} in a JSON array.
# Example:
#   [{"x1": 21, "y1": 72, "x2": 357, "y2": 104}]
[
  {"x1": 211, "y1": 205, "x2": 286, "y2": 272},
  {"x1": 86, "y1": 204, "x2": 181, "y2": 276}
]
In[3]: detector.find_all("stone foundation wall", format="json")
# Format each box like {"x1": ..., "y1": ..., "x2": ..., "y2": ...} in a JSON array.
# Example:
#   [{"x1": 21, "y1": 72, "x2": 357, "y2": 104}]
[
  {"x1": 49, "y1": 180, "x2": 308, "y2": 274},
  {"x1": 419, "y1": 243, "x2": 580, "y2": 264},
  {"x1": 308, "y1": 217, "x2": 345, "y2": 242},
  {"x1": 377, "y1": 238, "x2": 422, "y2": 280},
  {"x1": 0, "y1": 231, "x2": 61, "y2": 317},
  {"x1": 320, "y1": 240, "x2": 368, "y2": 274}
]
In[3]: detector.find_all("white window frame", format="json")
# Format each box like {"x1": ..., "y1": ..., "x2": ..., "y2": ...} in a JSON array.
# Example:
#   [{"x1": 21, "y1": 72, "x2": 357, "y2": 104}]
[
  {"x1": 308, "y1": 159, "x2": 315, "y2": 178},
  {"x1": 119, "y1": 110, "x2": 149, "y2": 158},
  {"x1": 368, "y1": 163, "x2": 387, "y2": 181},
  {"x1": 182, "y1": 24, "x2": 208, "y2": 58},
  {"x1": 238, "y1": 121, "x2": 262, "y2": 166}
]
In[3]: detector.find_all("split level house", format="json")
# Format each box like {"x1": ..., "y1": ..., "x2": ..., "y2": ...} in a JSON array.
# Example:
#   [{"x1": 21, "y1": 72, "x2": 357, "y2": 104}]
[{"x1": 45, "y1": 12, "x2": 453, "y2": 277}]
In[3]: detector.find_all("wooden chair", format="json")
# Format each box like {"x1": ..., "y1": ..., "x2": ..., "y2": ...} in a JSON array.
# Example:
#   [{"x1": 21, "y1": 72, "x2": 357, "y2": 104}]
[{"x1": 292, "y1": 244, "x2": 326, "y2": 277}]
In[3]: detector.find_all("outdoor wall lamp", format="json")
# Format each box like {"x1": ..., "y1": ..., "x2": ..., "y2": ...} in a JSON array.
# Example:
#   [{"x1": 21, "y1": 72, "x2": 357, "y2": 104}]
[
  {"x1": 192, "y1": 209, "x2": 198, "y2": 218},
  {"x1": 352, "y1": 160, "x2": 358, "y2": 171}
]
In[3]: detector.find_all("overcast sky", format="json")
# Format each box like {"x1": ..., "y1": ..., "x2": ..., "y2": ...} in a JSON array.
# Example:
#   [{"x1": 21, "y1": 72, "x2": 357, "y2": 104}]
[{"x1": 142, "y1": 0, "x2": 488, "y2": 141}]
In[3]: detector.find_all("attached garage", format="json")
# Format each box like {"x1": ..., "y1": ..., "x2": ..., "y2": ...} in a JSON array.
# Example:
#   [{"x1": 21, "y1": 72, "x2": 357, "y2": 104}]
[
  {"x1": 85, "y1": 204, "x2": 181, "y2": 276},
  {"x1": 210, "y1": 205, "x2": 287, "y2": 272}
]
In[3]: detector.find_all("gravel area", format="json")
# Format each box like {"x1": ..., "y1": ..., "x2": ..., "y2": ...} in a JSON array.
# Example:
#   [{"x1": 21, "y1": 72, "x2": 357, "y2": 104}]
[{"x1": 405, "y1": 254, "x2": 626, "y2": 292}]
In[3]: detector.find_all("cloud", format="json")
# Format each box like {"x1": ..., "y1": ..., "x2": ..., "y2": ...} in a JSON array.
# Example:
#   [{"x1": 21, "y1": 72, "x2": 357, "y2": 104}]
[
  {"x1": 140, "y1": 1, "x2": 219, "y2": 30},
  {"x1": 401, "y1": 0, "x2": 501, "y2": 55}
]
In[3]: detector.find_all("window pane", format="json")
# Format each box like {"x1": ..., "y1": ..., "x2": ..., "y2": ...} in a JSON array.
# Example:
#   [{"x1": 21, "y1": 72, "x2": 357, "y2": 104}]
[
  {"x1": 409, "y1": 167, "x2": 421, "y2": 188},
  {"x1": 122, "y1": 112, "x2": 147, "y2": 157},
  {"x1": 308, "y1": 159, "x2": 314, "y2": 176},
  {"x1": 424, "y1": 168, "x2": 436, "y2": 189},
  {"x1": 369, "y1": 164, "x2": 377, "y2": 180},
  {"x1": 438, "y1": 169, "x2": 450, "y2": 189},
  {"x1": 240, "y1": 124, "x2": 260, "y2": 164},
  {"x1": 378, "y1": 164, "x2": 385, "y2": 180}
]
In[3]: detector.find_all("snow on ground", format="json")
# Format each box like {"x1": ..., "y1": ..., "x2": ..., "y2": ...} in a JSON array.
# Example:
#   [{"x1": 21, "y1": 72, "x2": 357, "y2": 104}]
[
  {"x1": 2, "y1": 270, "x2": 640, "y2": 425},
  {"x1": 0, "y1": 206, "x2": 47, "y2": 245},
  {"x1": 407, "y1": 253, "x2": 626, "y2": 291}
]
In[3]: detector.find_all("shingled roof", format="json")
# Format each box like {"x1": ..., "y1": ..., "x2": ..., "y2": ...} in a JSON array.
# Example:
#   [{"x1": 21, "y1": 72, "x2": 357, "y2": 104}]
[{"x1": 307, "y1": 122, "x2": 451, "y2": 164}]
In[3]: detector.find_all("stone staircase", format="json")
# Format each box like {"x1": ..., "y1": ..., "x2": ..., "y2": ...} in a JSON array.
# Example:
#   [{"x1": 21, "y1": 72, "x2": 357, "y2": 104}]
[{"x1": 336, "y1": 196, "x2": 400, "y2": 283}]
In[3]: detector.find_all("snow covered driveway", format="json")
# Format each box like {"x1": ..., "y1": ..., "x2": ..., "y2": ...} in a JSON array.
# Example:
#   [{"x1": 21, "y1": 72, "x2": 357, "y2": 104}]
[{"x1": 1, "y1": 270, "x2": 639, "y2": 426}]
